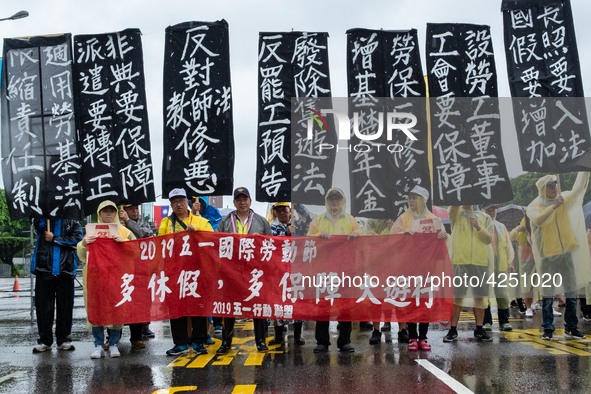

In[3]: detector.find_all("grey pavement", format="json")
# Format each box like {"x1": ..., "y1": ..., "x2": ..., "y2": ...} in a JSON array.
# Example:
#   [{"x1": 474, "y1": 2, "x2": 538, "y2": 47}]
[{"x1": 1, "y1": 277, "x2": 591, "y2": 393}]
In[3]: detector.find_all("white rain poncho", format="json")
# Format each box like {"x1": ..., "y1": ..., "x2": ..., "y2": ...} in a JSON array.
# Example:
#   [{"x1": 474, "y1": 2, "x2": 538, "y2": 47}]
[{"x1": 526, "y1": 172, "x2": 591, "y2": 297}]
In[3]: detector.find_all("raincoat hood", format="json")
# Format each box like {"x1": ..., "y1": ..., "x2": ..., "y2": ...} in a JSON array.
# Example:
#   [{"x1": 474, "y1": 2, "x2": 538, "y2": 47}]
[
  {"x1": 536, "y1": 174, "x2": 557, "y2": 199},
  {"x1": 325, "y1": 187, "x2": 346, "y2": 219},
  {"x1": 97, "y1": 200, "x2": 118, "y2": 223}
]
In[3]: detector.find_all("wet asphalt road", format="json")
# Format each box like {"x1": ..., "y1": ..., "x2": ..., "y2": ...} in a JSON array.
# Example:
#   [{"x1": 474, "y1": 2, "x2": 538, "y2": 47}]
[{"x1": 1, "y1": 277, "x2": 591, "y2": 393}]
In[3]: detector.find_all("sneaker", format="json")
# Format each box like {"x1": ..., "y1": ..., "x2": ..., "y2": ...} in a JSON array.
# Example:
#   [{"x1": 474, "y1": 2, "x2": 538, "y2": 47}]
[
  {"x1": 313, "y1": 344, "x2": 328, "y2": 353},
  {"x1": 532, "y1": 302, "x2": 542, "y2": 311},
  {"x1": 583, "y1": 315, "x2": 591, "y2": 322},
  {"x1": 257, "y1": 341, "x2": 268, "y2": 352},
  {"x1": 565, "y1": 328, "x2": 586, "y2": 339},
  {"x1": 91, "y1": 346, "x2": 105, "y2": 359},
  {"x1": 553, "y1": 309, "x2": 562, "y2": 317},
  {"x1": 380, "y1": 322, "x2": 391, "y2": 332},
  {"x1": 33, "y1": 343, "x2": 51, "y2": 353},
  {"x1": 525, "y1": 309, "x2": 534, "y2": 318},
  {"x1": 141, "y1": 329, "x2": 155, "y2": 338},
  {"x1": 110, "y1": 345, "x2": 120, "y2": 358},
  {"x1": 443, "y1": 330, "x2": 458, "y2": 342},
  {"x1": 474, "y1": 330, "x2": 493, "y2": 341},
  {"x1": 499, "y1": 323, "x2": 513, "y2": 331},
  {"x1": 131, "y1": 340, "x2": 145, "y2": 349},
  {"x1": 398, "y1": 329, "x2": 410, "y2": 344},
  {"x1": 57, "y1": 342, "x2": 75, "y2": 351},
  {"x1": 206, "y1": 335, "x2": 215, "y2": 345},
  {"x1": 214, "y1": 325, "x2": 223, "y2": 334},
  {"x1": 483, "y1": 323, "x2": 492, "y2": 331},
  {"x1": 338, "y1": 343, "x2": 355, "y2": 352},
  {"x1": 542, "y1": 329, "x2": 553, "y2": 340},
  {"x1": 510, "y1": 300, "x2": 519, "y2": 308},
  {"x1": 103, "y1": 342, "x2": 109, "y2": 351},
  {"x1": 166, "y1": 344, "x2": 190, "y2": 356},
  {"x1": 369, "y1": 329, "x2": 382, "y2": 345},
  {"x1": 193, "y1": 343, "x2": 208, "y2": 355}
]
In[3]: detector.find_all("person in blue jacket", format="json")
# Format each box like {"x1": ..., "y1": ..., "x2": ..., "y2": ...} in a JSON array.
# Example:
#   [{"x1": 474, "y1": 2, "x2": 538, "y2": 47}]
[
  {"x1": 191, "y1": 196, "x2": 222, "y2": 231},
  {"x1": 31, "y1": 218, "x2": 83, "y2": 353}
]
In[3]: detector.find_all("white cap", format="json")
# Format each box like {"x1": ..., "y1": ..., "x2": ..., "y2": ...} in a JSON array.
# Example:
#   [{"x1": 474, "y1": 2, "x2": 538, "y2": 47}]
[
  {"x1": 168, "y1": 188, "x2": 187, "y2": 199},
  {"x1": 409, "y1": 185, "x2": 429, "y2": 200}
]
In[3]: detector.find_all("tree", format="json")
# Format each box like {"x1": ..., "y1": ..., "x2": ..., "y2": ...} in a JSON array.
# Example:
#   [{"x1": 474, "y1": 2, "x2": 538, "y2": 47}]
[
  {"x1": 0, "y1": 190, "x2": 33, "y2": 274},
  {"x1": 507, "y1": 172, "x2": 591, "y2": 207}
]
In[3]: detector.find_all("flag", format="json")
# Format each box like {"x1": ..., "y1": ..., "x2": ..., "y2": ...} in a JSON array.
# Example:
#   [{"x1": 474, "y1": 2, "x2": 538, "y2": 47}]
[{"x1": 153, "y1": 206, "x2": 170, "y2": 229}]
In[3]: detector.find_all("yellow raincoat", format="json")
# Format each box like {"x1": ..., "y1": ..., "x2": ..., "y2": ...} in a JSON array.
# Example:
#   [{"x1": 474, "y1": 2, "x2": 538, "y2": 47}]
[
  {"x1": 448, "y1": 206, "x2": 494, "y2": 308},
  {"x1": 78, "y1": 200, "x2": 136, "y2": 329},
  {"x1": 448, "y1": 206, "x2": 493, "y2": 267},
  {"x1": 307, "y1": 188, "x2": 364, "y2": 236},
  {"x1": 527, "y1": 172, "x2": 591, "y2": 295}
]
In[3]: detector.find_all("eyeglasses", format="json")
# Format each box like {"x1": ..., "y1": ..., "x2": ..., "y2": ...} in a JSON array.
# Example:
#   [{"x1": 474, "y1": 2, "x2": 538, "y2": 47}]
[{"x1": 170, "y1": 199, "x2": 187, "y2": 206}]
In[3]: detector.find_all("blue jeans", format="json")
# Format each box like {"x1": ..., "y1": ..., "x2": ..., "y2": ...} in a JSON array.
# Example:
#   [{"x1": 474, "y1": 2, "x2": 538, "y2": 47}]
[
  {"x1": 542, "y1": 293, "x2": 577, "y2": 331},
  {"x1": 92, "y1": 326, "x2": 121, "y2": 347}
]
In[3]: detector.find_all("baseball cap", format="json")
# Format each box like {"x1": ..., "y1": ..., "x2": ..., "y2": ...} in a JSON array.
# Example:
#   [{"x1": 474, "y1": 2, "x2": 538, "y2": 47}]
[
  {"x1": 547, "y1": 179, "x2": 557, "y2": 186},
  {"x1": 327, "y1": 189, "x2": 344, "y2": 198},
  {"x1": 409, "y1": 185, "x2": 429, "y2": 200},
  {"x1": 273, "y1": 202, "x2": 290, "y2": 209},
  {"x1": 169, "y1": 188, "x2": 187, "y2": 199},
  {"x1": 233, "y1": 187, "x2": 251, "y2": 199}
]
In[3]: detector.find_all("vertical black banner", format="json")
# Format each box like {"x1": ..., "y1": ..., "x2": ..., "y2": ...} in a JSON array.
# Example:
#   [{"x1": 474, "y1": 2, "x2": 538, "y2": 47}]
[
  {"x1": 426, "y1": 23, "x2": 513, "y2": 206},
  {"x1": 162, "y1": 20, "x2": 234, "y2": 197},
  {"x1": 502, "y1": 0, "x2": 590, "y2": 172},
  {"x1": 346, "y1": 29, "x2": 430, "y2": 219},
  {"x1": 258, "y1": 32, "x2": 335, "y2": 203},
  {"x1": 1, "y1": 34, "x2": 83, "y2": 220},
  {"x1": 74, "y1": 29, "x2": 155, "y2": 214},
  {"x1": 383, "y1": 30, "x2": 430, "y2": 218}
]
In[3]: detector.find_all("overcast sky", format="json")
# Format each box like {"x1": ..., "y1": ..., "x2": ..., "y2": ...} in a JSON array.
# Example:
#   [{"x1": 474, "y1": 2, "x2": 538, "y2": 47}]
[{"x1": 2, "y1": 0, "x2": 591, "y2": 214}]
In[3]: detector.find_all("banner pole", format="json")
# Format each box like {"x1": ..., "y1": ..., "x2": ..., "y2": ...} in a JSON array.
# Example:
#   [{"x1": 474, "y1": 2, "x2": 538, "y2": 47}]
[{"x1": 556, "y1": 174, "x2": 562, "y2": 195}]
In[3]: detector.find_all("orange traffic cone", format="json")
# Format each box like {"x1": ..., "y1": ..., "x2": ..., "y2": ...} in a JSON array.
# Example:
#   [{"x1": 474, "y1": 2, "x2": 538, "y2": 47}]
[{"x1": 13, "y1": 275, "x2": 20, "y2": 291}]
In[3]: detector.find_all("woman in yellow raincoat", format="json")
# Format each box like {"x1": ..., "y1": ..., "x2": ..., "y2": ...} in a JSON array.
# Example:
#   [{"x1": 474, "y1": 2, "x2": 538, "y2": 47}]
[
  {"x1": 388, "y1": 185, "x2": 448, "y2": 351},
  {"x1": 77, "y1": 200, "x2": 136, "y2": 359}
]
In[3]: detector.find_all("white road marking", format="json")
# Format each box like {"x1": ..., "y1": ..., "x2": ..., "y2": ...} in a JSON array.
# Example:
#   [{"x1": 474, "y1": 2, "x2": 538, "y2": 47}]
[
  {"x1": 0, "y1": 371, "x2": 26, "y2": 384},
  {"x1": 415, "y1": 359, "x2": 474, "y2": 394}
]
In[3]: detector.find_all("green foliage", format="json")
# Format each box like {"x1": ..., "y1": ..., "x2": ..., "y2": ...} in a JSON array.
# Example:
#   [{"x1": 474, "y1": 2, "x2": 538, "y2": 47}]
[
  {"x1": 0, "y1": 189, "x2": 33, "y2": 269},
  {"x1": 0, "y1": 189, "x2": 32, "y2": 236},
  {"x1": 506, "y1": 172, "x2": 591, "y2": 207},
  {"x1": 0, "y1": 237, "x2": 31, "y2": 267}
]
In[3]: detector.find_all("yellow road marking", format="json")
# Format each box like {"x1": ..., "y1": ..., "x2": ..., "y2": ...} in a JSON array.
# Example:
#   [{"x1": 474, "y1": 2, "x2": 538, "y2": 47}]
[
  {"x1": 152, "y1": 386, "x2": 197, "y2": 394},
  {"x1": 232, "y1": 385, "x2": 257, "y2": 394},
  {"x1": 502, "y1": 329, "x2": 591, "y2": 356}
]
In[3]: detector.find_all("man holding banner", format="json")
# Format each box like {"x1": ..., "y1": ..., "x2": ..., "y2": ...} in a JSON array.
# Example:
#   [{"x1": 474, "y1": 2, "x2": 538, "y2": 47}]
[
  {"x1": 444, "y1": 205, "x2": 494, "y2": 342},
  {"x1": 159, "y1": 188, "x2": 214, "y2": 356},
  {"x1": 527, "y1": 173, "x2": 590, "y2": 340},
  {"x1": 31, "y1": 218, "x2": 83, "y2": 353},
  {"x1": 120, "y1": 204, "x2": 155, "y2": 346},
  {"x1": 216, "y1": 187, "x2": 272, "y2": 354},
  {"x1": 308, "y1": 188, "x2": 364, "y2": 353}
]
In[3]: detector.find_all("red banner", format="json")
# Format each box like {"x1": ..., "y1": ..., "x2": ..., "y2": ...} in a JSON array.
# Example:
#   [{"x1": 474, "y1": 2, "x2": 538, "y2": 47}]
[{"x1": 86, "y1": 232, "x2": 453, "y2": 326}]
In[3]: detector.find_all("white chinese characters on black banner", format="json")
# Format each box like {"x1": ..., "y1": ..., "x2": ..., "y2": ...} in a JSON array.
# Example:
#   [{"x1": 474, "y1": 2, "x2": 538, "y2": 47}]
[
  {"x1": 162, "y1": 20, "x2": 234, "y2": 197},
  {"x1": 73, "y1": 29, "x2": 155, "y2": 214},
  {"x1": 346, "y1": 29, "x2": 430, "y2": 219},
  {"x1": 502, "y1": 0, "x2": 591, "y2": 172},
  {"x1": 426, "y1": 23, "x2": 513, "y2": 206},
  {"x1": 1, "y1": 34, "x2": 82, "y2": 220},
  {"x1": 258, "y1": 32, "x2": 335, "y2": 204}
]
